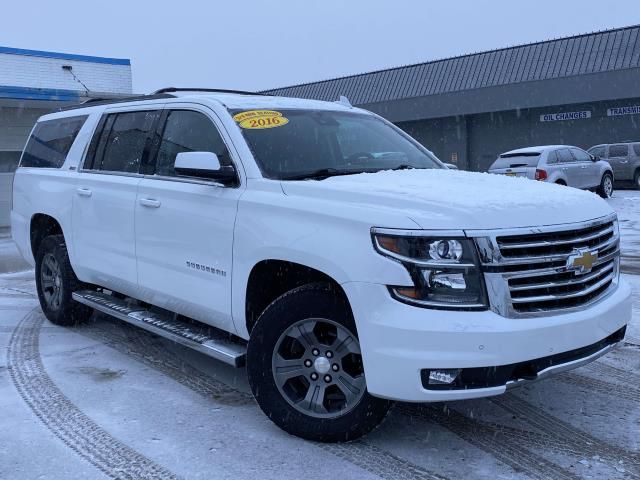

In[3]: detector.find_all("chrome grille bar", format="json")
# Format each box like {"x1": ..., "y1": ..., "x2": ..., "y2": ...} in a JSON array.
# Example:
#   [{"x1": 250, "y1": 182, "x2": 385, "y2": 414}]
[
  {"x1": 510, "y1": 273, "x2": 614, "y2": 303},
  {"x1": 471, "y1": 214, "x2": 620, "y2": 317},
  {"x1": 497, "y1": 225, "x2": 614, "y2": 250},
  {"x1": 509, "y1": 263, "x2": 614, "y2": 292}
]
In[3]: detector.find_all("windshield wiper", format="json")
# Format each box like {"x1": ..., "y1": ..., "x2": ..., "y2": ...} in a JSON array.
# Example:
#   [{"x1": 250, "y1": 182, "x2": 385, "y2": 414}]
[
  {"x1": 281, "y1": 168, "x2": 368, "y2": 181},
  {"x1": 390, "y1": 164, "x2": 416, "y2": 171}
]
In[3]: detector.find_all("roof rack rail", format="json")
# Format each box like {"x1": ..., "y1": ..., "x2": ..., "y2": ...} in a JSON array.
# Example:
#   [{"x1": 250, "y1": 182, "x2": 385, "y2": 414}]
[
  {"x1": 153, "y1": 87, "x2": 264, "y2": 96},
  {"x1": 58, "y1": 93, "x2": 175, "y2": 112}
]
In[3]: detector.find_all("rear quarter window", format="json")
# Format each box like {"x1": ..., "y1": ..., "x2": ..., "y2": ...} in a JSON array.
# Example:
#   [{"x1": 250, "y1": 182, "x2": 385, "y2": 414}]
[
  {"x1": 20, "y1": 115, "x2": 88, "y2": 168},
  {"x1": 633, "y1": 144, "x2": 640, "y2": 156}
]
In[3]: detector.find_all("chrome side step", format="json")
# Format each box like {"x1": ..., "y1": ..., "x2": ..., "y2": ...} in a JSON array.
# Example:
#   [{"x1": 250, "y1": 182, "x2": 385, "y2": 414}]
[{"x1": 72, "y1": 290, "x2": 246, "y2": 367}]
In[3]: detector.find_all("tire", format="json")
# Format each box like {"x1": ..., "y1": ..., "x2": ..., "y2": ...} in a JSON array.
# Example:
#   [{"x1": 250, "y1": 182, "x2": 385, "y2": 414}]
[
  {"x1": 246, "y1": 283, "x2": 392, "y2": 442},
  {"x1": 35, "y1": 235, "x2": 93, "y2": 326},
  {"x1": 597, "y1": 172, "x2": 614, "y2": 198},
  {"x1": 634, "y1": 170, "x2": 640, "y2": 190}
]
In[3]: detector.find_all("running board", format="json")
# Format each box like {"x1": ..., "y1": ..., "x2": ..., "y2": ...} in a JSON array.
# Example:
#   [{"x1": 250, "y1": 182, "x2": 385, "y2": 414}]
[{"x1": 72, "y1": 290, "x2": 246, "y2": 367}]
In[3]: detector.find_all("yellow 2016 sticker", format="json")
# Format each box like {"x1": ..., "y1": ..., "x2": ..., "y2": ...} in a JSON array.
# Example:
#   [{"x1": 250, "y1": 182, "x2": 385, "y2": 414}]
[{"x1": 233, "y1": 110, "x2": 289, "y2": 129}]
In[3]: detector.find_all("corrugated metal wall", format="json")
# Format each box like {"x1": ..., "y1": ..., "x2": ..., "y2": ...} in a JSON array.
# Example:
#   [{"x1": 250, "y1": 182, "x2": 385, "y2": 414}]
[{"x1": 265, "y1": 25, "x2": 640, "y2": 106}]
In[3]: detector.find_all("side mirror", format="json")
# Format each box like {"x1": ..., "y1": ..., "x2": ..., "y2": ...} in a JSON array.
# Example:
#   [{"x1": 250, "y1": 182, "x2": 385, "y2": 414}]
[
  {"x1": 590, "y1": 154, "x2": 599, "y2": 162},
  {"x1": 443, "y1": 163, "x2": 459, "y2": 170},
  {"x1": 174, "y1": 151, "x2": 236, "y2": 184}
]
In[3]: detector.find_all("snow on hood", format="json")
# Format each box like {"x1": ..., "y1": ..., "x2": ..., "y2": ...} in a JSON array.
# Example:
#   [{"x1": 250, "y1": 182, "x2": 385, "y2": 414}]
[{"x1": 281, "y1": 169, "x2": 614, "y2": 231}]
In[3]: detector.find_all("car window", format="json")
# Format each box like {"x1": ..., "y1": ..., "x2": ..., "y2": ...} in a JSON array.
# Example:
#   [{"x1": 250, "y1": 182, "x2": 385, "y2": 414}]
[
  {"x1": 155, "y1": 110, "x2": 230, "y2": 177},
  {"x1": 557, "y1": 149, "x2": 574, "y2": 163},
  {"x1": 570, "y1": 148, "x2": 591, "y2": 162},
  {"x1": 588, "y1": 146, "x2": 605, "y2": 158},
  {"x1": 91, "y1": 110, "x2": 160, "y2": 173},
  {"x1": 20, "y1": 115, "x2": 88, "y2": 168},
  {"x1": 608, "y1": 144, "x2": 628, "y2": 158},
  {"x1": 546, "y1": 150, "x2": 558, "y2": 164},
  {"x1": 230, "y1": 108, "x2": 440, "y2": 179},
  {"x1": 490, "y1": 153, "x2": 540, "y2": 169},
  {"x1": 633, "y1": 143, "x2": 640, "y2": 157}
]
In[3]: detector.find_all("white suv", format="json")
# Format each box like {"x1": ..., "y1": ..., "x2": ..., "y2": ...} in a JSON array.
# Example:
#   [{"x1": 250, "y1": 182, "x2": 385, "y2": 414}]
[{"x1": 11, "y1": 89, "x2": 631, "y2": 441}]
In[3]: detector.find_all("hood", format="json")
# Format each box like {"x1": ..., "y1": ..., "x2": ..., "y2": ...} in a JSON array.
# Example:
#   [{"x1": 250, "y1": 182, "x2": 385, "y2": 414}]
[{"x1": 281, "y1": 169, "x2": 614, "y2": 231}]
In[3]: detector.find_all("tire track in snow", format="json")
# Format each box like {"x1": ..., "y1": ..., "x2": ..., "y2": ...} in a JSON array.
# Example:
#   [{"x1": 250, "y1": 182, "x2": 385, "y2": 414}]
[
  {"x1": 399, "y1": 404, "x2": 581, "y2": 480},
  {"x1": 586, "y1": 360, "x2": 640, "y2": 383},
  {"x1": 491, "y1": 393, "x2": 640, "y2": 477},
  {"x1": 80, "y1": 314, "x2": 449, "y2": 480},
  {"x1": 7, "y1": 310, "x2": 180, "y2": 480},
  {"x1": 557, "y1": 372, "x2": 640, "y2": 403}
]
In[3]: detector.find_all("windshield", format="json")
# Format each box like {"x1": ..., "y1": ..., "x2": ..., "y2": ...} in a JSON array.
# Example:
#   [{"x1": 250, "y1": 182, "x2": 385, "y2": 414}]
[
  {"x1": 230, "y1": 108, "x2": 442, "y2": 179},
  {"x1": 490, "y1": 153, "x2": 541, "y2": 169}
]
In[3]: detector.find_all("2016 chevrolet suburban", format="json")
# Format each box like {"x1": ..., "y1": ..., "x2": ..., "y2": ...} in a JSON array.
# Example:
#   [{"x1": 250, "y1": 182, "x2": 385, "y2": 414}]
[{"x1": 11, "y1": 88, "x2": 631, "y2": 441}]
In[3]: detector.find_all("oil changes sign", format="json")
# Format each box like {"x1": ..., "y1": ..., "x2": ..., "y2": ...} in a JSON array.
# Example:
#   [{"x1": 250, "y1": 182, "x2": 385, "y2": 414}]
[{"x1": 540, "y1": 111, "x2": 591, "y2": 122}]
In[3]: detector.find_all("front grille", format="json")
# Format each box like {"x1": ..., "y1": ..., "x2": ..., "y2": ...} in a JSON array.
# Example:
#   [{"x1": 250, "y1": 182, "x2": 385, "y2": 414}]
[{"x1": 478, "y1": 216, "x2": 620, "y2": 315}]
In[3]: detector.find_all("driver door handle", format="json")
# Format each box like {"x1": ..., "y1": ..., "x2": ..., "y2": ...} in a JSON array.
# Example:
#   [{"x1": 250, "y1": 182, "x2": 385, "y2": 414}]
[
  {"x1": 139, "y1": 198, "x2": 161, "y2": 208},
  {"x1": 76, "y1": 187, "x2": 92, "y2": 197}
]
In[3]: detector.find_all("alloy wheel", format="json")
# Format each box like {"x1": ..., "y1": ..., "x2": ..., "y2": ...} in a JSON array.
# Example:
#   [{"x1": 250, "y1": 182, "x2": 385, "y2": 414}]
[
  {"x1": 604, "y1": 175, "x2": 613, "y2": 197},
  {"x1": 272, "y1": 318, "x2": 366, "y2": 418},
  {"x1": 41, "y1": 253, "x2": 63, "y2": 311}
]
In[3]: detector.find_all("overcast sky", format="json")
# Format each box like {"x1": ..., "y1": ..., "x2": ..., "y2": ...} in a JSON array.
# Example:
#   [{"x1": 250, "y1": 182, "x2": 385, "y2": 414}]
[{"x1": 2, "y1": 1, "x2": 639, "y2": 94}]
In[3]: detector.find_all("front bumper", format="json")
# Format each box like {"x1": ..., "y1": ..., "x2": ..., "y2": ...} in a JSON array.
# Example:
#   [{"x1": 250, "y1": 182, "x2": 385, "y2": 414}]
[{"x1": 343, "y1": 279, "x2": 631, "y2": 402}]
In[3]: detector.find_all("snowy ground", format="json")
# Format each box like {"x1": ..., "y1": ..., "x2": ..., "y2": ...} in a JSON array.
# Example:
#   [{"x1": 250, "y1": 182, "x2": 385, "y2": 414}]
[{"x1": 1, "y1": 195, "x2": 640, "y2": 480}]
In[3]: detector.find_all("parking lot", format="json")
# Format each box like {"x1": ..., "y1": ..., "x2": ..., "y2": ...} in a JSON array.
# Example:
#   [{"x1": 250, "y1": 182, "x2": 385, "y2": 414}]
[{"x1": 1, "y1": 192, "x2": 639, "y2": 480}]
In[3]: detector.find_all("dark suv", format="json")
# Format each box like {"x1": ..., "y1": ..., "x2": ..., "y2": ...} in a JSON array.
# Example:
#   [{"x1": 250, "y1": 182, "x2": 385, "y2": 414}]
[{"x1": 588, "y1": 142, "x2": 640, "y2": 189}]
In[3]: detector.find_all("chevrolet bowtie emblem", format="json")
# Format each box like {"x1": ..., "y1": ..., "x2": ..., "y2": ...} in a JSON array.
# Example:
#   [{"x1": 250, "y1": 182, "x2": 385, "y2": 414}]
[{"x1": 566, "y1": 248, "x2": 598, "y2": 274}]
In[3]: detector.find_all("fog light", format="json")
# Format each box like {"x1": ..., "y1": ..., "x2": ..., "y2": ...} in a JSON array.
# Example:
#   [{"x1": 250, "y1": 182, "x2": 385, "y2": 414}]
[{"x1": 428, "y1": 369, "x2": 461, "y2": 385}]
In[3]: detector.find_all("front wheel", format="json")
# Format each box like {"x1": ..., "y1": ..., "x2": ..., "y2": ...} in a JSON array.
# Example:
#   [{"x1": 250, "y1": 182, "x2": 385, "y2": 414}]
[
  {"x1": 246, "y1": 283, "x2": 391, "y2": 442},
  {"x1": 634, "y1": 170, "x2": 640, "y2": 190},
  {"x1": 597, "y1": 173, "x2": 614, "y2": 198}
]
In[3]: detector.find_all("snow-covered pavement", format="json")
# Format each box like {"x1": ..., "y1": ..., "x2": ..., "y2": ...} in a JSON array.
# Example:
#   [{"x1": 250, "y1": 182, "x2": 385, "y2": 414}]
[
  {"x1": 608, "y1": 190, "x2": 640, "y2": 274},
  {"x1": 1, "y1": 194, "x2": 639, "y2": 480}
]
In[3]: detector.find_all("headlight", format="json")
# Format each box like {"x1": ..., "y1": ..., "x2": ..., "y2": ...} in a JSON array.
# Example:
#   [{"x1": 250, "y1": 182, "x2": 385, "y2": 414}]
[{"x1": 372, "y1": 229, "x2": 488, "y2": 309}]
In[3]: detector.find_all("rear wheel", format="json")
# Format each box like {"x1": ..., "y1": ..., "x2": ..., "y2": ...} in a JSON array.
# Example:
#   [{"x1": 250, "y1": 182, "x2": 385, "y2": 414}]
[
  {"x1": 35, "y1": 235, "x2": 93, "y2": 326},
  {"x1": 246, "y1": 283, "x2": 391, "y2": 442},
  {"x1": 597, "y1": 172, "x2": 614, "y2": 198}
]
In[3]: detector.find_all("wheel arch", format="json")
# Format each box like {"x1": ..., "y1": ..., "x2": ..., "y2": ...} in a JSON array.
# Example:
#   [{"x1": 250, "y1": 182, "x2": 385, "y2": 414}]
[
  {"x1": 30, "y1": 213, "x2": 65, "y2": 258},
  {"x1": 244, "y1": 259, "x2": 351, "y2": 336}
]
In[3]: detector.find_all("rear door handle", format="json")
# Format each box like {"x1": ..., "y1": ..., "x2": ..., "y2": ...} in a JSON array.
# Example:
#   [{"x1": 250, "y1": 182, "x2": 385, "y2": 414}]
[
  {"x1": 76, "y1": 187, "x2": 92, "y2": 197},
  {"x1": 139, "y1": 198, "x2": 161, "y2": 208}
]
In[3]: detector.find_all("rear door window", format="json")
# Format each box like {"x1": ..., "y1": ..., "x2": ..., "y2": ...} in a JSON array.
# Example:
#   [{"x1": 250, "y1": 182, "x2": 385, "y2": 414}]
[
  {"x1": 557, "y1": 149, "x2": 574, "y2": 163},
  {"x1": 632, "y1": 144, "x2": 640, "y2": 156},
  {"x1": 608, "y1": 144, "x2": 629, "y2": 158},
  {"x1": 87, "y1": 110, "x2": 160, "y2": 173},
  {"x1": 21, "y1": 115, "x2": 88, "y2": 168}
]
